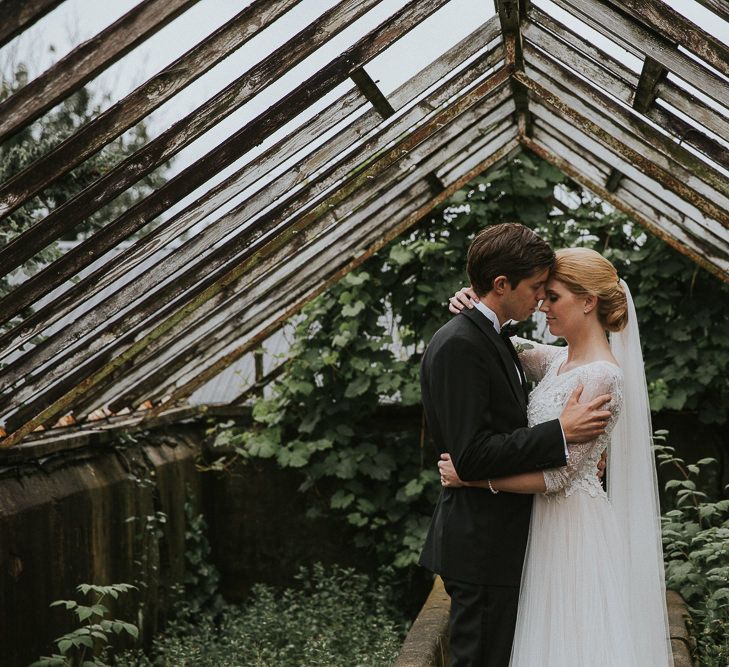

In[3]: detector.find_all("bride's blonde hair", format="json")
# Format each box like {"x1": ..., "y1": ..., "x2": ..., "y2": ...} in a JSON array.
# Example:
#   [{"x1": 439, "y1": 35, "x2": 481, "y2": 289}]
[{"x1": 552, "y1": 248, "x2": 628, "y2": 332}]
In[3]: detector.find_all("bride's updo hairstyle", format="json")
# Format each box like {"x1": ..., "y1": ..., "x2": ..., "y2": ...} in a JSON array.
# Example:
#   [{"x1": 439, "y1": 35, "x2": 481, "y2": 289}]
[{"x1": 552, "y1": 248, "x2": 628, "y2": 332}]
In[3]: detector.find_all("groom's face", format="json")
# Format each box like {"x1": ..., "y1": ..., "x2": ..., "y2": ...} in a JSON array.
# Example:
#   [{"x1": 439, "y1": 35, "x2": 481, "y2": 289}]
[{"x1": 502, "y1": 268, "x2": 549, "y2": 321}]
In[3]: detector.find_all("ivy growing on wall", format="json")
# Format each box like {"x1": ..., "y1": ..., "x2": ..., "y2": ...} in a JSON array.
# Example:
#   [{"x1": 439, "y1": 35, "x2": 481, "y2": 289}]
[{"x1": 213, "y1": 150, "x2": 729, "y2": 569}]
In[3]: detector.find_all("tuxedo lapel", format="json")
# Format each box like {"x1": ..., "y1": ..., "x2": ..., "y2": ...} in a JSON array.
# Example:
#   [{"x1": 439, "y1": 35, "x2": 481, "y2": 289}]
[{"x1": 461, "y1": 309, "x2": 527, "y2": 412}]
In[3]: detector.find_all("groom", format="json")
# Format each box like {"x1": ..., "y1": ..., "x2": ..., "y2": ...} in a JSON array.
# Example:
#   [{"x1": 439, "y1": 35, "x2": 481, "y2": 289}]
[{"x1": 419, "y1": 223, "x2": 612, "y2": 667}]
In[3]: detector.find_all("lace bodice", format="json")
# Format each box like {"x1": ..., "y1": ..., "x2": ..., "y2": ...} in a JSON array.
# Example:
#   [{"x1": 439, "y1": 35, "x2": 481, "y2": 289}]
[{"x1": 513, "y1": 338, "x2": 624, "y2": 498}]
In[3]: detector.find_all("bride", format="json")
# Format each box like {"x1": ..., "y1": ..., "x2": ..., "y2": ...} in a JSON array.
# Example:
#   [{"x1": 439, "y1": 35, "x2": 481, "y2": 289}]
[{"x1": 439, "y1": 247, "x2": 673, "y2": 666}]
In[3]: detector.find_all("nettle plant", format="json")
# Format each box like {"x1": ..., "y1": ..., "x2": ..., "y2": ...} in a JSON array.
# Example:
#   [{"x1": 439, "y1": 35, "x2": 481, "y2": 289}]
[
  {"x1": 30, "y1": 584, "x2": 138, "y2": 667},
  {"x1": 657, "y1": 432, "x2": 729, "y2": 666}
]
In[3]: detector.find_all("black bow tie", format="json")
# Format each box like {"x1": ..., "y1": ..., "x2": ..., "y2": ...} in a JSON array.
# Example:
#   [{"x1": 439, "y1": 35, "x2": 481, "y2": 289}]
[{"x1": 499, "y1": 322, "x2": 518, "y2": 338}]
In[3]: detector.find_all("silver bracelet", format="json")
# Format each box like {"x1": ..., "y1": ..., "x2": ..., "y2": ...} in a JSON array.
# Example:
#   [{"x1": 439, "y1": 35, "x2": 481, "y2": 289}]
[{"x1": 488, "y1": 479, "x2": 499, "y2": 494}]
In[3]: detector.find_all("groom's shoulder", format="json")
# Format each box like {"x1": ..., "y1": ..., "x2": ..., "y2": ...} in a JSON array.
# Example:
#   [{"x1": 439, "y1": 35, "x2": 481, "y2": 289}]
[{"x1": 428, "y1": 312, "x2": 482, "y2": 350}]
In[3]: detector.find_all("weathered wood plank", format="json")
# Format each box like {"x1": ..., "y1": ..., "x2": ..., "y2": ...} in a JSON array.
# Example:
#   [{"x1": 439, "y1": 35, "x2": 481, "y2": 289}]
[
  {"x1": 0, "y1": 43, "x2": 504, "y2": 380},
  {"x1": 0, "y1": 0, "x2": 304, "y2": 219},
  {"x1": 530, "y1": 101, "x2": 729, "y2": 244},
  {"x1": 0, "y1": 17, "x2": 503, "y2": 364},
  {"x1": 693, "y1": 0, "x2": 729, "y2": 23},
  {"x1": 522, "y1": 134, "x2": 729, "y2": 281},
  {"x1": 96, "y1": 114, "x2": 517, "y2": 410},
  {"x1": 521, "y1": 47, "x2": 729, "y2": 225},
  {"x1": 552, "y1": 0, "x2": 729, "y2": 108},
  {"x1": 607, "y1": 0, "x2": 729, "y2": 80},
  {"x1": 0, "y1": 0, "x2": 64, "y2": 49},
  {"x1": 632, "y1": 56, "x2": 666, "y2": 113},
  {"x1": 527, "y1": 4, "x2": 729, "y2": 142},
  {"x1": 0, "y1": 0, "x2": 200, "y2": 144},
  {"x1": 524, "y1": 12, "x2": 729, "y2": 171},
  {"x1": 2, "y1": 77, "x2": 513, "y2": 416},
  {"x1": 138, "y1": 136, "x2": 520, "y2": 409},
  {"x1": 0, "y1": 0, "x2": 442, "y2": 326},
  {"x1": 138, "y1": 138, "x2": 521, "y2": 419},
  {"x1": 0, "y1": 67, "x2": 513, "y2": 433}
]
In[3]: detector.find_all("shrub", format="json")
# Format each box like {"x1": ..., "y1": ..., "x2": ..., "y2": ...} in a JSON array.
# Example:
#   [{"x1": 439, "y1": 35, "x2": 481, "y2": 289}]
[
  {"x1": 658, "y1": 433, "x2": 729, "y2": 665},
  {"x1": 115, "y1": 563, "x2": 407, "y2": 667}
]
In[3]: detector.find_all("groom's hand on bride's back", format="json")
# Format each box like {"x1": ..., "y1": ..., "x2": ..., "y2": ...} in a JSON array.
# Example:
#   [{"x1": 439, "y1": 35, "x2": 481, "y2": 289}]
[{"x1": 559, "y1": 384, "x2": 612, "y2": 443}]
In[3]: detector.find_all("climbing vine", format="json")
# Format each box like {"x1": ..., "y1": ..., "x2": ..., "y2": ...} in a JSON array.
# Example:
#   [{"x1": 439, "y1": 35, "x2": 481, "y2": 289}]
[{"x1": 213, "y1": 151, "x2": 729, "y2": 569}]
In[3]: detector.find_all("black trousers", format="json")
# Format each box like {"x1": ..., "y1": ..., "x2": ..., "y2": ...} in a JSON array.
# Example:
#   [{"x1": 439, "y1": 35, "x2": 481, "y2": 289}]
[{"x1": 442, "y1": 577, "x2": 520, "y2": 667}]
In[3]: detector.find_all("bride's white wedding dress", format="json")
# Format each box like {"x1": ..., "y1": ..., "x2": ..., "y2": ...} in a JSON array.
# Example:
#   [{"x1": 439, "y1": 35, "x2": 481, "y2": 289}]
[{"x1": 508, "y1": 340, "x2": 673, "y2": 666}]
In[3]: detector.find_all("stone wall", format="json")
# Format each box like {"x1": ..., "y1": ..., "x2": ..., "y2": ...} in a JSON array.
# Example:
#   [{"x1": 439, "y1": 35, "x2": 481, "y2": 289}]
[{"x1": 0, "y1": 407, "x2": 364, "y2": 666}]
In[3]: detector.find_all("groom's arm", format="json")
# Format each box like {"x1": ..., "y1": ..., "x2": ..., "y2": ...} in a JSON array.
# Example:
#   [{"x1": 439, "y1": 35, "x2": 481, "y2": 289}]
[{"x1": 428, "y1": 335, "x2": 566, "y2": 481}]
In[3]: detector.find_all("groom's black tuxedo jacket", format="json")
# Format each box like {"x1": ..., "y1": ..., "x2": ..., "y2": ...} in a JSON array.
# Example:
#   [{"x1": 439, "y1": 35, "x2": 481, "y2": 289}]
[{"x1": 419, "y1": 308, "x2": 566, "y2": 586}]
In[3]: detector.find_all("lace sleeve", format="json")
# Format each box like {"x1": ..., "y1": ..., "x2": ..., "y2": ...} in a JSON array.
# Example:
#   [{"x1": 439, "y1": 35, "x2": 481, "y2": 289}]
[
  {"x1": 510, "y1": 336, "x2": 563, "y2": 383},
  {"x1": 543, "y1": 363, "x2": 624, "y2": 495}
]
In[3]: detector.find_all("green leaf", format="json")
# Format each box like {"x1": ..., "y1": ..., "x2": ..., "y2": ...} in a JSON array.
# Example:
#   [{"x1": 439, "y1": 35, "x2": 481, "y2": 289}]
[{"x1": 344, "y1": 375, "x2": 371, "y2": 398}]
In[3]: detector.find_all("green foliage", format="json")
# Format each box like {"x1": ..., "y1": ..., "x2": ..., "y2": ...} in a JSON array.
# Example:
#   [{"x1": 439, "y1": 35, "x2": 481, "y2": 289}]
[
  {"x1": 115, "y1": 564, "x2": 406, "y2": 667},
  {"x1": 0, "y1": 62, "x2": 168, "y2": 333},
  {"x1": 657, "y1": 432, "x2": 729, "y2": 665},
  {"x1": 212, "y1": 150, "x2": 728, "y2": 575},
  {"x1": 30, "y1": 584, "x2": 138, "y2": 667}
]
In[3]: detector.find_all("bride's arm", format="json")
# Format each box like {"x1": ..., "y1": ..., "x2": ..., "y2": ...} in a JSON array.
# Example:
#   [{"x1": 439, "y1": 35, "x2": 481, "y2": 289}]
[{"x1": 439, "y1": 454, "x2": 546, "y2": 493}]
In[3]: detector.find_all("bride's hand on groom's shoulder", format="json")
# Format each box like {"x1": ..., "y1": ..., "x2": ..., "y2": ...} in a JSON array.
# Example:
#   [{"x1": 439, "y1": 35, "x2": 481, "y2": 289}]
[{"x1": 448, "y1": 286, "x2": 479, "y2": 314}]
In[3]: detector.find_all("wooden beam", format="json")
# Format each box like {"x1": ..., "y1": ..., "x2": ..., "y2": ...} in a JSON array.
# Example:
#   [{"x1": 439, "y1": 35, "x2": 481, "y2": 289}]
[
  {"x1": 520, "y1": 47, "x2": 729, "y2": 226},
  {"x1": 0, "y1": 66, "x2": 513, "y2": 435},
  {"x1": 523, "y1": 10, "x2": 729, "y2": 172},
  {"x1": 693, "y1": 0, "x2": 729, "y2": 23},
  {"x1": 521, "y1": 135, "x2": 729, "y2": 282},
  {"x1": 0, "y1": 26, "x2": 503, "y2": 364},
  {"x1": 96, "y1": 113, "x2": 516, "y2": 411},
  {"x1": 530, "y1": 104, "x2": 728, "y2": 247},
  {"x1": 606, "y1": 0, "x2": 729, "y2": 80},
  {"x1": 6, "y1": 84, "x2": 513, "y2": 420},
  {"x1": 0, "y1": 45, "x2": 506, "y2": 402},
  {"x1": 139, "y1": 138, "x2": 521, "y2": 420},
  {"x1": 552, "y1": 0, "x2": 729, "y2": 108},
  {"x1": 0, "y1": 0, "x2": 64, "y2": 49},
  {"x1": 0, "y1": 0, "x2": 200, "y2": 144},
  {"x1": 496, "y1": 0, "x2": 531, "y2": 136},
  {"x1": 632, "y1": 55, "x2": 666, "y2": 113},
  {"x1": 0, "y1": 0, "x2": 446, "y2": 327},
  {"x1": 607, "y1": 53, "x2": 667, "y2": 193},
  {"x1": 0, "y1": 0, "x2": 304, "y2": 219},
  {"x1": 527, "y1": 5, "x2": 729, "y2": 143}
]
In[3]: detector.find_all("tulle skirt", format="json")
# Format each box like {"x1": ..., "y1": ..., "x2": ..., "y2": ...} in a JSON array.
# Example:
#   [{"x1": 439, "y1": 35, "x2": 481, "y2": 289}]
[{"x1": 510, "y1": 489, "x2": 640, "y2": 667}]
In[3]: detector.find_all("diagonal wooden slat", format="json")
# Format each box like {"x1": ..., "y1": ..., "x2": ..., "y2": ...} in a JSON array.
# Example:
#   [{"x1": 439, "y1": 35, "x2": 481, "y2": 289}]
[
  {"x1": 95, "y1": 110, "x2": 517, "y2": 412},
  {"x1": 530, "y1": 108, "x2": 729, "y2": 255},
  {"x1": 520, "y1": 47, "x2": 729, "y2": 226},
  {"x1": 693, "y1": 0, "x2": 729, "y2": 23},
  {"x1": 0, "y1": 0, "x2": 200, "y2": 144},
  {"x1": 0, "y1": 15, "x2": 502, "y2": 363},
  {"x1": 522, "y1": 133, "x2": 729, "y2": 280},
  {"x1": 0, "y1": 0, "x2": 64, "y2": 49},
  {"x1": 606, "y1": 0, "x2": 729, "y2": 80},
  {"x1": 0, "y1": 0, "x2": 447, "y2": 328},
  {"x1": 139, "y1": 137, "x2": 521, "y2": 420},
  {"x1": 552, "y1": 0, "x2": 729, "y2": 109},
  {"x1": 526, "y1": 4, "x2": 729, "y2": 141},
  {"x1": 0, "y1": 66, "x2": 514, "y2": 440},
  {"x1": 0, "y1": 49, "x2": 506, "y2": 409},
  {"x1": 0, "y1": 0, "x2": 304, "y2": 219}
]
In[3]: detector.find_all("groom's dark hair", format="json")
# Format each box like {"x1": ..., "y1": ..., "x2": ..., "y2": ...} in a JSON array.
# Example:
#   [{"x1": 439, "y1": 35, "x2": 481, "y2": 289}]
[{"x1": 467, "y1": 223, "x2": 555, "y2": 296}]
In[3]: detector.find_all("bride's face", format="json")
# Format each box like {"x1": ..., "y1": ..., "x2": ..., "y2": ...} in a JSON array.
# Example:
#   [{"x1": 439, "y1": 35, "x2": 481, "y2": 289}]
[{"x1": 539, "y1": 279, "x2": 585, "y2": 338}]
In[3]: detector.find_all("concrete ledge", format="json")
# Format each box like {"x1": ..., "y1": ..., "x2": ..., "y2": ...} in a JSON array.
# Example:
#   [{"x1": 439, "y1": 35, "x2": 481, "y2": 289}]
[
  {"x1": 667, "y1": 589, "x2": 694, "y2": 667},
  {"x1": 395, "y1": 582, "x2": 694, "y2": 667},
  {"x1": 394, "y1": 576, "x2": 450, "y2": 667}
]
